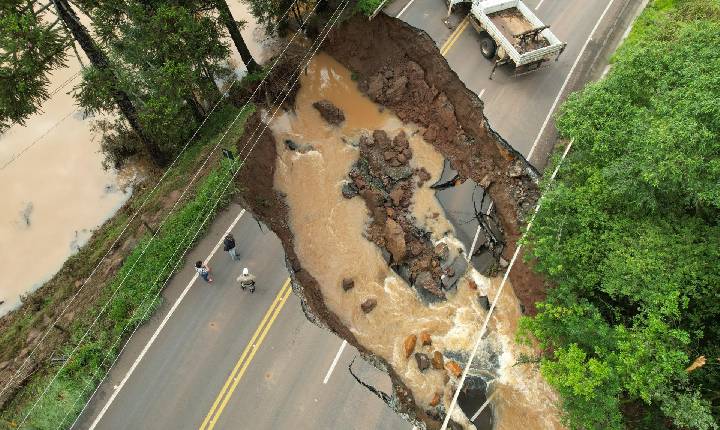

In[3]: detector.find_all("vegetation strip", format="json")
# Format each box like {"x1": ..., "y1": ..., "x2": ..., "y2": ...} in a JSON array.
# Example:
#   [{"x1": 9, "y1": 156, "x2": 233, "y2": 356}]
[{"x1": 521, "y1": 1, "x2": 720, "y2": 428}]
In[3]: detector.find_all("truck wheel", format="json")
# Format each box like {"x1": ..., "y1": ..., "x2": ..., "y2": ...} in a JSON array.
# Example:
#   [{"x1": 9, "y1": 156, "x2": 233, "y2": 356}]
[{"x1": 480, "y1": 36, "x2": 496, "y2": 59}]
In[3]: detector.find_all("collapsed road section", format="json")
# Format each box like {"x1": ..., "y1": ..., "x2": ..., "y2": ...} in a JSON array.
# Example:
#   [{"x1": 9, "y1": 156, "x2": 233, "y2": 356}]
[{"x1": 234, "y1": 14, "x2": 557, "y2": 430}]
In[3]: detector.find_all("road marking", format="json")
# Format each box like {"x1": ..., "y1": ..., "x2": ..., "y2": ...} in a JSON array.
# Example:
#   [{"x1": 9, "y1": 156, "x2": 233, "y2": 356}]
[
  {"x1": 88, "y1": 209, "x2": 246, "y2": 430},
  {"x1": 526, "y1": 0, "x2": 617, "y2": 163},
  {"x1": 395, "y1": 0, "x2": 416, "y2": 18},
  {"x1": 201, "y1": 279, "x2": 292, "y2": 430},
  {"x1": 465, "y1": 201, "x2": 493, "y2": 262},
  {"x1": 199, "y1": 278, "x2": 290, "y2": 429},
  {"x1": 535, "y1": 0, "x2": 545, "y2": 10},
  {"x1": 470, "y1": 390, "x2": 497, "y2": 421},
  {"x1": 440, "y1": 18, "x2": 469, "y2": 56},
  {"x1": 323, "y1": 340, "x2": 348, "y2": 384},
  {"x1": 478, "y1": 88, "x2": 486, "y2": 99},
  {"x1": 441, "y1": 140, "x2": 574, "y2": 430}
]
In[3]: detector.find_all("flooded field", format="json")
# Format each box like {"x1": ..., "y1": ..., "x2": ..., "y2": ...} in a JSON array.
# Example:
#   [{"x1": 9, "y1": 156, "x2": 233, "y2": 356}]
[
  {"x1": 0, "y1": 0, "x2": 268, "y2": 316},
  {"x1": 269, "y1": 53, "x2": 561, "y2": 429}
]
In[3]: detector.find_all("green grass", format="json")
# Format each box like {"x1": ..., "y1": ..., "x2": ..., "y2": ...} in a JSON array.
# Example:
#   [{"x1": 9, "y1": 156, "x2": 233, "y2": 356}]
[
  {"x1": 356, "y1": 0, "x2": 385, "y2": 16},
  {"x1": 0, "y1": 104, "x2": 253, "y2": 430}
]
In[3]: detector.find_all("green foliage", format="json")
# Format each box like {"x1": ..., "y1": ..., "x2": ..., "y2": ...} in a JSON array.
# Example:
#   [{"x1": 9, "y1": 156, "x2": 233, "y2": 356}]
[
  {"x1": 0, "y1": 2, "x2": 68, "y2": 132},
  {"x1": 356, "y1": 0, "x2": 383, "y2": 16},
  {"x1": 522, "y1": 0, "x2": 720, "y2": 428},
  {"x1": 75, "y1": 0, "x2": 233, "y2": 163},
  {"x1": 0, "y1": 105, "x2": 251, "y2": 430}
]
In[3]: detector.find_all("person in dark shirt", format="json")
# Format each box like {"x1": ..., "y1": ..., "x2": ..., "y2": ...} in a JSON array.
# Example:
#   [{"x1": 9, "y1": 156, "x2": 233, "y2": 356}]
[{"x1": 223, "y1": 233, "x2": 238, "y2": 261}]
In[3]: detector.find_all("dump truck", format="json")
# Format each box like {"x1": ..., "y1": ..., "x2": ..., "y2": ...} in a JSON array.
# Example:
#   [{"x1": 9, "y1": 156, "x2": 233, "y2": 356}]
[{"x1": 447, "y1": 0, "x2": 566, "y2": 78}]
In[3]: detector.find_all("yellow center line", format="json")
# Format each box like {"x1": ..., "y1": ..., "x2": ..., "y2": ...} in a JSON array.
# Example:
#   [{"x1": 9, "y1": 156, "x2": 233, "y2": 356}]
[
  {"x1": 440, "y1": 18, "x2": 469, "y2": 56},
  {"x1": 207, "y1": 285, "x2": 292, "y2": 429},
  {"x1": 199, "y1": 278, "x2": 291, "y2": 430}
]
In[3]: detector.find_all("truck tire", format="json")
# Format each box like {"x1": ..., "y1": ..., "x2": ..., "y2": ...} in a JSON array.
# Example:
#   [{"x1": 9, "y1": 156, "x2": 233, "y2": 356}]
[{"x1": 480, "y1": 36, "x2": 496, "y2": 59}]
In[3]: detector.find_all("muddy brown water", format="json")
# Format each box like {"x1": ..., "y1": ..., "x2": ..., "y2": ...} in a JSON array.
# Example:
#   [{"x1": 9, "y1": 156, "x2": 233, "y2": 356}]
[
  {"x1": 270, "y1": 53, "x2": 562, "y2": 429},
  {"x1": 0, "y1": 0, "x2": 268, "y2": 317}
]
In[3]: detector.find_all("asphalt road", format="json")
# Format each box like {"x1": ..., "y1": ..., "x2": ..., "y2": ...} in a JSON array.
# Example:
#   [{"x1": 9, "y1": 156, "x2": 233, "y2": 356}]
[{"x1": 74, "y1": 1, "x2": 645, "y2": 429}]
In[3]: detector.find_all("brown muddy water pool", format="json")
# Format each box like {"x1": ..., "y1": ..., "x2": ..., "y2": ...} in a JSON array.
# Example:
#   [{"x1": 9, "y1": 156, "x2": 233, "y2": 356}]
[
  {"x1": 268, "y1": 53, "x2": 562, "y2": 429},
  {"x1": 0, "y1": 0, "x2": 268, "y2": 317}
]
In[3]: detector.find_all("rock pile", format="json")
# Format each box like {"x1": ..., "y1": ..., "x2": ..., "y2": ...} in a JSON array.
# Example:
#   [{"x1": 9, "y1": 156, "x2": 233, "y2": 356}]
[{"x1": 344, "y1": 129, "x2": 451, "y2": 298}]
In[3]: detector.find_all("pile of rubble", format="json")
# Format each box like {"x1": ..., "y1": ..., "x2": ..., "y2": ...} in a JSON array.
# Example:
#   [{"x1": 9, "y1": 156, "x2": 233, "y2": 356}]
[{"x1": 342, "y1": 127, "x2": 465, "y2": 299}]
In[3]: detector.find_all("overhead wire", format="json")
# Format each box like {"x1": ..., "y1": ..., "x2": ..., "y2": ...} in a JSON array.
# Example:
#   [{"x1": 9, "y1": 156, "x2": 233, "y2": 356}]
[
  {"x1": 440, "y1": 139, "x2": 575, "y2": 430},
  {"x1": 0, "y1": 0, "x2": 303, "y2": 404},
  {"x1": 17, "y1": 1, "x2": 349, "y2": 427}
]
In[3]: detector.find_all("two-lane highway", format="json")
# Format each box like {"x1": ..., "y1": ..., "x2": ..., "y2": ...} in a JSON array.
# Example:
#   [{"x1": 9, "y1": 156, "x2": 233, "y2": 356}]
[{"x1": 74, "y1": 0, "x2": 645, "y2": 428}]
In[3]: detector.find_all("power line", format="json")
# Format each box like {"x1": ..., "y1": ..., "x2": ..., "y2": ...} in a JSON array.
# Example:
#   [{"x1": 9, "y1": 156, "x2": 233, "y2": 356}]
[
  {"x1": 0, "y1": 0, "x2": 302, "y2": 402},
  {"x1": 440, "y1": 139, "x2": 574, "y2": 430},
  {"x1": 14, "y1": 2, "x2": 346, "y2": 427}
]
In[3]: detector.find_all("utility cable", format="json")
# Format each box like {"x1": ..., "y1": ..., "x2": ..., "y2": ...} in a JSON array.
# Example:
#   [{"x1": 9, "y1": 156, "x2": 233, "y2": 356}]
[
  {"x1": 17, "y1": 2, "x2": 347, "y2": 428},
  {"x1": 440, "y1": 139, "x2": 574, "y2": 430},
  {"x1": 0, "y1": 0, "x2": 305, "y2": 404}
]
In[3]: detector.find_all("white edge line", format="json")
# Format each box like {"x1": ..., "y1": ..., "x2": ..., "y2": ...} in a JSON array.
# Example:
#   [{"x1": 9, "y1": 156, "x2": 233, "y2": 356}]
[
  {"x1": 396, "y1": 0, "x2": 416, "y2": 18},
  {"x1": 88, "y1": 209, "x2": 246, "y2": 430},
  {"x1": 440, "y1": 140, "x2": 573, "y2": 430},
  {"x1": 466, "y1": 200, "x2": 493, "y2": 263},
  {"x1": 470, "y1": 390, "x2": 497, "y2": 421},
  {"x1": 323, "y1": 340, "x2": 348, "y2": 384},
  {"x1": 478, "y1": 88, "x2": 486, "y2": 99},
  {"x1": 535, "y1": 0, "x2": 545, "y2": 10},
  {"x1": 526, "y1": 0, "x2": 616, "y2": 163},
  {"x1": 466, "y1": 226, "x2": 482, "y2": 263}
]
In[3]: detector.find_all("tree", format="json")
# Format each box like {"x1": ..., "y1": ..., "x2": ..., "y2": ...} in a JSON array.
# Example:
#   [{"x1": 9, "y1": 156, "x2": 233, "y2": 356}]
[
  {"x1": 51, "y1": 0, "x2": 168, "y2": 166},
  {"x1": 522, "y1": 0, "x2": 720, "y2": 428},
  {"x1": 214, "y1": 0, "x2": 259, "y2": 72},
  {"x1": 73, "y1": 0, "x2": 233, "y2": 162},
  {"x1": 0, "y1": 1, "x2": 68, "y2": 132}
]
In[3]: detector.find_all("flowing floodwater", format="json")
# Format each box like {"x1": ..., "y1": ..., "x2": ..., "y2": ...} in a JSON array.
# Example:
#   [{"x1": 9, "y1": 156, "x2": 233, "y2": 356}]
[
  {"x1": 0, "y1": 1, "x2": 268, "y2": 316},
  {"x1": 270, "y1": 53, "x2": 562, "y2": 429}
]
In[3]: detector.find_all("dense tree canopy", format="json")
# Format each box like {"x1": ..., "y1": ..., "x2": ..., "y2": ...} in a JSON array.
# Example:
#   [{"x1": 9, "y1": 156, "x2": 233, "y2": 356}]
[
  {"x1": 0, "y1": 1, "x2": 68, "y2": 132},
  {"x1": 522, "y1": 1, "x2": 720, "y2": 429}
]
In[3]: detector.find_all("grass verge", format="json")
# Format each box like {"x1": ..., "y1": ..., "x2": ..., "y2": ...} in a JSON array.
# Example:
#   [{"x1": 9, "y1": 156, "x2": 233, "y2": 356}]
[{"x1": 0, "y1": 103, "x2": 253, "y2": 429}]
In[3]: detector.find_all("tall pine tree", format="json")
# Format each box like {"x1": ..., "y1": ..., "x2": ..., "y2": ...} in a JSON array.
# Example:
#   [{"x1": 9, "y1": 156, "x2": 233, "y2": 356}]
[{"x1": 0, "y1": 1, "x2": 68, "y2": 132}]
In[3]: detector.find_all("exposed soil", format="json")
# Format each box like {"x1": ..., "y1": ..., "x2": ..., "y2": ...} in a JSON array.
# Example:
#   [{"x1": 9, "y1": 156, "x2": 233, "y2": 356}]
[
  {"x1": 234, "y1": 13, "x2": 554, "y2": 430},
  {"x1": 235, "y1": 111, "x2": 435, "y2": 427},
  {"x1": 323, "y1": 14, "x2": 547, "y2": 314}
]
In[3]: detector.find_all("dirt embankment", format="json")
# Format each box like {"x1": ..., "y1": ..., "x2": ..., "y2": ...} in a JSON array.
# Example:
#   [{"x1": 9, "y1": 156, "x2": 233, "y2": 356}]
[
  {"x1": 235, "y1": 112, "x2": 430, "y2": 425},
  {"x1": 323, "y1": 14, "x2": 545, "y2": 313}
]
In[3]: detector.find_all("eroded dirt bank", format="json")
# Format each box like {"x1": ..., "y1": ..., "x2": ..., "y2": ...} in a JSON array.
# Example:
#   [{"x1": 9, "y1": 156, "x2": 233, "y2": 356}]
[
  {"x1": 235, "y1": 44, "x2": 561, "y2": 429},
  {"x1": 323, "y1": 14, "x2": 546, "y2": 315}
]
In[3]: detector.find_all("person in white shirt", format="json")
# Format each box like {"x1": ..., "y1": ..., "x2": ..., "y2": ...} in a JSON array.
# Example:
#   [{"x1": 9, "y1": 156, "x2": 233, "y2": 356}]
[{"x1": 236, "y1": 267, "x2": 256, "y2": 293}]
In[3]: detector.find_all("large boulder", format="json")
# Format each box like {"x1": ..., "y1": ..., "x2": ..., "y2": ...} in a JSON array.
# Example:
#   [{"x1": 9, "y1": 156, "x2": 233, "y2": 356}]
[
  {"x1": 404, "y1": 334, "x2": 417, "y2": 358},
  {"x1": 446, "y1": 360, "x2": 462, "y2": 378},
  {"x1": 384, "y1": 218, "x2": 406, "y2": 263},
  {"x1": 361, "y1": 298, "x2": 377, "y2": 313},
  {"x1": 432, "y1": 351, "x2": 444, "y2": 370},
  {"x1": 312, "y1": 100, "x2": 345, "y2": 125},
  {"x1": 415, "y1": 352, "x2": 431, "y2": 372},
  {"x1": 415, "y1": 270, "x2": 443, "y2": 297}
]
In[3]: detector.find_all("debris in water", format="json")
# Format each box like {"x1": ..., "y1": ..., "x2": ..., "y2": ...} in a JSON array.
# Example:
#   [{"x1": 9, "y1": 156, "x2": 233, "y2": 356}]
[
  {"x1": 415, "y1": 352, "x2": 431, "y2": 371},
  {"x1": 312, "y1": 100, "x2": 345, "y2": 125},
  {"x1": 420, "y1": 331, "x2": 432, "y2": 346},
  {"x1": 19, "y1": 202, "x2": 34, "y2": 227},
  {"x1": 446, "y1": 360, "x2": 462, "y2": 378},
  {"x1": 360, "y1": 298, "x2": 377, "y2": 313},
  {"x1": 432, "y1": 351, "x2": 445, "y2": 370},
  {"x1": 404, "y1": 334, "x2": 417, "y2": 359},
  {"x1": 342, "y1": 278, "x2": 355, "y2": 291}
]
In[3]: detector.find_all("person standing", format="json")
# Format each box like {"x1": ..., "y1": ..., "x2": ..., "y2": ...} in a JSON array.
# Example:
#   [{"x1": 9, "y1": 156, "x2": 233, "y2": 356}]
[
  {"x1": 224, "y1": 233, "x2": 238, "y2": 261},
  {"x1": 236, "y1": 268, "x2": 256, "y2": 293},
  {"x1": 195, "y1": 261, "x2": 213, "y2": 283}
]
